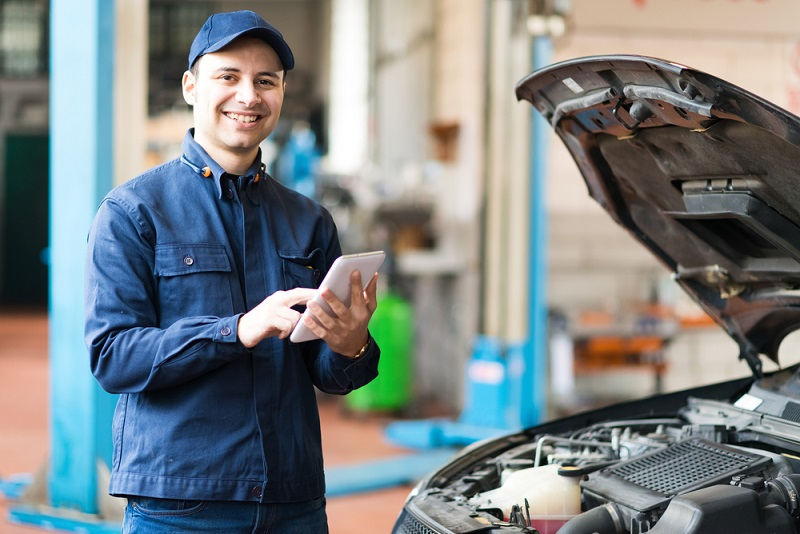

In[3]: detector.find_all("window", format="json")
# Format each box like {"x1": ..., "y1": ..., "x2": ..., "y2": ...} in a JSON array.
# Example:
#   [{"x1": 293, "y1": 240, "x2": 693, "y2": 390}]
[
  {"x1": 0, "y1": 0, "x2": 48, "y2": 78},
  {"x1": 149, "y1": 1, "x2": 217, "y2": 114}
]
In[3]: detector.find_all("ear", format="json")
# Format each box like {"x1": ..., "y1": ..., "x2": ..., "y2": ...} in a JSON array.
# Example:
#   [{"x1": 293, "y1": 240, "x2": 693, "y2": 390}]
[{"x1": 182, "y1": 70, "x2": 197, "y2": 106}]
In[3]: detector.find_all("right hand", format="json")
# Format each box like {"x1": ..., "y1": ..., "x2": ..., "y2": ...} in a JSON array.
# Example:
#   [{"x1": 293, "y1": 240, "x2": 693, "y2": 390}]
[{"x1": 237, "y1": 287, "x2": 318, "y2": 348}]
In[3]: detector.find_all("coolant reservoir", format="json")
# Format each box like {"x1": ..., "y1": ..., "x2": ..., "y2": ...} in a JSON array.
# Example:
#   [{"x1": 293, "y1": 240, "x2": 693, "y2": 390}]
[{"x1": 469, "y1": 464, "x2": 581, "y2": 534}]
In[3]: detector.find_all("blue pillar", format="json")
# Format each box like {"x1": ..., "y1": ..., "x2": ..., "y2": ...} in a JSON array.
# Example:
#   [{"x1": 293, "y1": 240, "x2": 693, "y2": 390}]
[
  {"x1": 49, "y1": 0, "x2": 116, "y2": 513},
  {"x1": 522, "y1": 35, "x2": 552, "y2": 427}
]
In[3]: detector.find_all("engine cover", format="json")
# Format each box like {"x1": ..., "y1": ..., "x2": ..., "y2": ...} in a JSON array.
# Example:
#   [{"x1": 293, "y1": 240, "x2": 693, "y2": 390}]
[{"x1": 581, "y1": 438, "x2": 772, "y2": 512}]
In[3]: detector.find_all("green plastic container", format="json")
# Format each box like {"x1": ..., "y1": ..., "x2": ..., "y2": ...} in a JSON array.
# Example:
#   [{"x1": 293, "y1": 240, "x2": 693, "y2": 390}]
[{"x1": 346, "y1": 292, "x2": 413, "y2": 412}]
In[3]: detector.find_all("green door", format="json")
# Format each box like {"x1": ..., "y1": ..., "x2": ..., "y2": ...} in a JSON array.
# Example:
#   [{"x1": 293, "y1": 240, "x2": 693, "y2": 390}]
[{"x1": 1, "y1": 133, "x2": 49, "y2": 307}]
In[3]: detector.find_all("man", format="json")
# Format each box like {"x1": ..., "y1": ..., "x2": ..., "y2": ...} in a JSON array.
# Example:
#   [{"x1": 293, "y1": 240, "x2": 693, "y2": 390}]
[{"x1": 84, "y1": 10, "x2": 380, "y2": 533}]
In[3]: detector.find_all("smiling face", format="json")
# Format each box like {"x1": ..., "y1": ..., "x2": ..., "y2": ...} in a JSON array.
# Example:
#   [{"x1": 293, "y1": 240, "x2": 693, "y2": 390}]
[{"x1": 182, "y1": 36, "x2": 285, "y2": 175}]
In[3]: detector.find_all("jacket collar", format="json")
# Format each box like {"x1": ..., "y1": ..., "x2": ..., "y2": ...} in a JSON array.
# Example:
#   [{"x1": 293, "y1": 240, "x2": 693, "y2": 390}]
[{"x1": 181, "y1": 129, "x2": 265, "y2": 200}]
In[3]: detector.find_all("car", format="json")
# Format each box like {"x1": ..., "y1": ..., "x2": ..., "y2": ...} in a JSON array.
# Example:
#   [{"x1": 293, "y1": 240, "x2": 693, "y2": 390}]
[{"x1": 391, "y1": 54, "x2": 800, "y2": 534}]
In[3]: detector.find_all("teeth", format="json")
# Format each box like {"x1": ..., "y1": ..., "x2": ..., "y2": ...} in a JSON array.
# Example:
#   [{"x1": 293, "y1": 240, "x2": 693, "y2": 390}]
[{"x1": 226, "y1": 112, "x2": 259, "y2": 123}]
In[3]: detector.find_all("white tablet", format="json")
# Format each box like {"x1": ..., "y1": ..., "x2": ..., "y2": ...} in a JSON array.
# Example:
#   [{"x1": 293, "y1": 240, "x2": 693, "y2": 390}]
[{"x1": 289, "y1": 251, "x2": 386, "y2": 343}]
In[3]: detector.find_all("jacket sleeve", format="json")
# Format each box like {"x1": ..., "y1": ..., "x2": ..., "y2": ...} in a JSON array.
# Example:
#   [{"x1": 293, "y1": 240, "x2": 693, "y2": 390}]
[
  {"x1": 85, "y1": 197, "x2": 245, "y2": 394},
  {"x1": 299, "y1": 209, "x2": 380, "y2": 394},
  {"x1": 303, "y1": 336, "x2": 381, "y2": 395}
]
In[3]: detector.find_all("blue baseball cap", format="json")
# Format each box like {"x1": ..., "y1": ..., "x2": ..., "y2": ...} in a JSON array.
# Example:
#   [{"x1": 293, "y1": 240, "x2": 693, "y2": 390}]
[{"x1": 188, "y1": 10, "x2": 295, "y2": 71}]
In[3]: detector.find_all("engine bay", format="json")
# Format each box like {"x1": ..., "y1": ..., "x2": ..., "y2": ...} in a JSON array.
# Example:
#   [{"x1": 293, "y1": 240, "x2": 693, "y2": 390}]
[
  {"x1": 392, "y1": 54, "x2": 800, "y2": 534},
  {"x1": 404, "y1": 371, "x2": 800, "y2": 534}
]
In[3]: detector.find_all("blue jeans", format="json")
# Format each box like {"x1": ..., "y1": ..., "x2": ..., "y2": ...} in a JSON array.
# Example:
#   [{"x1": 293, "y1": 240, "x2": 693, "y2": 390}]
[{"x1": 122, "y1": 496, "x2": 328, "y2": 533}]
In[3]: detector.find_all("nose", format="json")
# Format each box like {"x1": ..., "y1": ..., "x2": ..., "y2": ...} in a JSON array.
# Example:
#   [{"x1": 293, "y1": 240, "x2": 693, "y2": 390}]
[{"x1": 235, "y1": 81, "x2": 261, "y2": 107}]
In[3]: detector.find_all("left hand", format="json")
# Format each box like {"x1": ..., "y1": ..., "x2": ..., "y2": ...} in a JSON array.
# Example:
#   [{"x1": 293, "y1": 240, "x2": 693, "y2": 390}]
[{"x1": 303, "y1": 270, "x2": 379, "y2": 357}]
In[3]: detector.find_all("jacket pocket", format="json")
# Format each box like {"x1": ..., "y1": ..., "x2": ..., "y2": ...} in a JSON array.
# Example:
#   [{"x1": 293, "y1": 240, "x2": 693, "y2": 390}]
[
  {"x1": 154, "y1": 244, "x2": 235, "y2": 321},
  {"x1": 279, "y1": 248, "x2": 323, "y2": 290},
  {"x1": 155, "y1": 244, "x2": 230, "y2": 276}
]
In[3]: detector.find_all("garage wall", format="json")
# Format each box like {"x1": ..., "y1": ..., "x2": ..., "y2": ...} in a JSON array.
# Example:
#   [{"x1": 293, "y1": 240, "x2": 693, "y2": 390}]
[
  {"x1": 369, "y1": 0, "x2": 487, "y2": 411},
  {"x1": 546, "y1": 0, "x2": 800, "y2": 394},
  {"x1": 419, "y1": 0, "x2": 485, "y2": 410},
  {"x1": 372, "y1": 0, "x2": 434, "y2": 171}
]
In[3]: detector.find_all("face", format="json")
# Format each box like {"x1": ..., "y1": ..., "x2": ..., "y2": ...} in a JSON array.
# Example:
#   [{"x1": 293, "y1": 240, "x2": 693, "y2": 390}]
[{"x1": 182, "y1": 37, "x2": 285, "y2": 171}]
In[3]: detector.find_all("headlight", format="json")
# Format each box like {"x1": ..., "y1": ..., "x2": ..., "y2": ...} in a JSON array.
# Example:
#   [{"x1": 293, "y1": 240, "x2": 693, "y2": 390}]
[{"x1": 404, "y1": 474, "x2": 430, "y2": 504}]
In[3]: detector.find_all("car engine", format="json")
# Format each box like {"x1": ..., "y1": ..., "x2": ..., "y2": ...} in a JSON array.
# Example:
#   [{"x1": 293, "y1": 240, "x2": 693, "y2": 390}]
[{"x1": 400, "y1": 376, "x2": 800, "y2": 534}]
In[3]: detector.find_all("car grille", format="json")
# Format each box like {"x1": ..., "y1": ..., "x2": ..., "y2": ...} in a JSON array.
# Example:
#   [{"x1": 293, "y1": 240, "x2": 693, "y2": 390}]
[
  {"x1": 394, "y1": 510, "x2": 438, "y2": 534},
  {"x1": 781, "y1": 401, "x2": 800, "y2": 423}
]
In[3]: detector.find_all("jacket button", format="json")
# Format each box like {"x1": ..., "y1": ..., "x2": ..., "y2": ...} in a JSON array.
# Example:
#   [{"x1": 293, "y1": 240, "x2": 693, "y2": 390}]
[
  {"x1": 251, "y1": 486, "x2": 262, "y2": 498},
  {"x1": 183, "y1": 256, "x2": 194, "y2": 266},
  {"x1": 221, "y1": 326, "x2": 232, "y2": 336}
]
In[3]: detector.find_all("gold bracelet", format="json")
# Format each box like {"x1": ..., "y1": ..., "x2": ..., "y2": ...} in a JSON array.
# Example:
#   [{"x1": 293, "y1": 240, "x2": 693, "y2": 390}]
[{"x1": 350, "y1": 338, "x2": 370, "y2": 359}]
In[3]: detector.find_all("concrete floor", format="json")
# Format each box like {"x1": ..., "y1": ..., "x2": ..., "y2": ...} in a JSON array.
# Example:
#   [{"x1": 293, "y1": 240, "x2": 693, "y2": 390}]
[{"x1": 0, "y1": 311, "x2": 416, "y2": 533}]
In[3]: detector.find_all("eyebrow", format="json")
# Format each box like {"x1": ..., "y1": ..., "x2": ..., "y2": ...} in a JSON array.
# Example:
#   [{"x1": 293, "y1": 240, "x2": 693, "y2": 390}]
[{"x1": 211, "y1": 66, "x2": 282, "y2": 79}]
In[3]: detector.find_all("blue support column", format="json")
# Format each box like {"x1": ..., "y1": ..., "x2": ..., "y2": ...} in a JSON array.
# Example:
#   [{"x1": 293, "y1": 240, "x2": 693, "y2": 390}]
[
  {"x1": 522, "y1": 35, "x2": 552, "y2": 427},
  {"x1": 49, "y1": 0, "x2": 116, "y2": 513}
]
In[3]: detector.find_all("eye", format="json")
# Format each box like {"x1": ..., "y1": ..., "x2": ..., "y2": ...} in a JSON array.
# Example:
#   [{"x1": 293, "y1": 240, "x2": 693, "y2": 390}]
[
  {"x1": 257, "y1": 79, "x2": 275, "y2": 87},
  {"x1": 219, "y1": 74, "x2": 236, "y2": 82}
]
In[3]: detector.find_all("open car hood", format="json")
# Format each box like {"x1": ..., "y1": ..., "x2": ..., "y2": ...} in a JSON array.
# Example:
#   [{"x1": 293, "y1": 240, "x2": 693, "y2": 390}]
[{"x1": 516, "y1": 55, "x2": 800, "y2": 377}]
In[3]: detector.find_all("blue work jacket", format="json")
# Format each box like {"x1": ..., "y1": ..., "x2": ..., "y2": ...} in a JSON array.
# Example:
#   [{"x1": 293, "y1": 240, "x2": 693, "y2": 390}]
[{"x1": 84, "y1": 130, "x2": 379, "y2": 503}]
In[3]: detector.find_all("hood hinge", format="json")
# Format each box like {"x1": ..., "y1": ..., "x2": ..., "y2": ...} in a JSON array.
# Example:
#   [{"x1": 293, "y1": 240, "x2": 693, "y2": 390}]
[{"x1": 739, "y1": 344, "x2": 763, "y2": 379}]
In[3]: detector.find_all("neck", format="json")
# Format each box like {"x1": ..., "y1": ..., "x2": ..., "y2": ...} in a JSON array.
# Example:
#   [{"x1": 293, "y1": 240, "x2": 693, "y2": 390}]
[{"x1": 194, "y1": 135, "x2": 258, "y2": 176}]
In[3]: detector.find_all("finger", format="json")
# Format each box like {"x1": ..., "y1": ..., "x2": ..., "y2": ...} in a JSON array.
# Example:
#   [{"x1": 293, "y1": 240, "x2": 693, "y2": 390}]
[
  {"x1": 275, "y1": 316, "x2": 295, "y2": 338},
  {"x1": 320, "y1": 271, "x2": 362, "y2": 318},
  {"x1": 349, "y1": 270, "x2": 364, "y2": 306},
  {"x1": 277, "y1": 308, "x2": 301, "y2": 326},
  {"x1": 364, "y1": 273, "x2": 379, "y2": 311},
  {"x1": 302, "y1": 313, "x2": 328, "y2": 339},
  {"x1": 307, "y1": 301, "x2": 338, "y2": 330},
  {"x1": 319, "y1": 287, "x2": 350, "y2": 318},
  {"x1": 280, "y1": 287, "x2": 318, "y2": 306}
]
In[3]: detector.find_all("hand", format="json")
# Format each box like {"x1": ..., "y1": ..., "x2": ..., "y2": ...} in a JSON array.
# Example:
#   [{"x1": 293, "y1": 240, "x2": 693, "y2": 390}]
[
  {"x1": 237, "y1": 287, "x2": 318, "y2": 348},
  {"x1": 303, "y1": 271, "x2": 379, "y2": 357}
]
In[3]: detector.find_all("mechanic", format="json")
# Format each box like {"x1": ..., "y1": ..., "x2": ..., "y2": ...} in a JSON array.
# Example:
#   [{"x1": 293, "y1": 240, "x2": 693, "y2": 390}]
[{"x1": 84, "y1": 10, "x2": 380, "y2": 533}]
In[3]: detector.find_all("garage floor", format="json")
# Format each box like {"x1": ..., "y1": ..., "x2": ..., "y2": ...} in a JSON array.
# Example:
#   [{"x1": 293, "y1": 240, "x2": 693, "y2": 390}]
[{"x1": 0, "y1": 311, "x2": 415, "y2": 534}]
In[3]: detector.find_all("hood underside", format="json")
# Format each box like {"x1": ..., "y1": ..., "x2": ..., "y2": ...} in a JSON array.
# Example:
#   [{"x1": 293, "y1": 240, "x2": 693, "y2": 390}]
[{"x1": 515, "y1": 55, "x2": 800, "y2": 375}]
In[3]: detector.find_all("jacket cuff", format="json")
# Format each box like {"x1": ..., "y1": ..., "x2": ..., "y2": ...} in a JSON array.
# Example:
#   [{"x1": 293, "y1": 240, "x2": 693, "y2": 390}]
[
  {"x1": 213, "y1": 315, "x2": 243, "y2": 344},
  {"x1": 339, "y1": 334, "x2": 379, "y2": 371}
]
